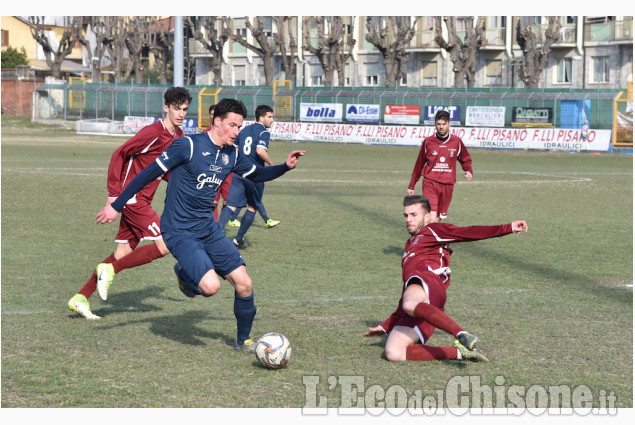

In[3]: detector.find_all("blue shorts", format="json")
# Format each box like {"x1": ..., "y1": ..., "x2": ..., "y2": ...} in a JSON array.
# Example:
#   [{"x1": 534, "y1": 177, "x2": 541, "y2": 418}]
[
  {"x1": 226, "y1": 176, "x2": 264, "y2": 209},
  {"x1": 163, "y1": 224, "x2": 245, "y2": 284}
]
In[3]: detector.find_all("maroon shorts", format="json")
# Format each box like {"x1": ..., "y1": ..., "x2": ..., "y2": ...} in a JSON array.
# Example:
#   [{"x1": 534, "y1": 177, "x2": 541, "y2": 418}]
[
  {"x1": 422, "y1": 179, "x2": 454, "y2": 217},
  {"x1": 395, "y1": 270, "x2": 448, "y2": 344},
  {"x1": 214, "y1": 173, "x2": 233, "y2": 202},
  {"x1": 115, "y1": 203, "x2": 162, "y2": 250}
]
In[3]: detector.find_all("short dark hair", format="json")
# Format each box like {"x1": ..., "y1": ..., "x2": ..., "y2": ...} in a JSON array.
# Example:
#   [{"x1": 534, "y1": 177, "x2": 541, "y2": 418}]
[
  {"x1": 208, "y1": 104, "x2": 216, "y2": 114},
  {"x1": 255, "y1": 104, "x2": 273, "y2": 121},
  {"x1": 164, "y1": 87, "x2": 192, "y2": 107},
  {"x1": 213, "y1": 98, "x2": 248, "y2": 121},
  {"x1": 403, "y1": 195, "x2": 431, "y2": 213},
  {"x1": 434, "y1": 110, "x2": 451, "y2": 123}
]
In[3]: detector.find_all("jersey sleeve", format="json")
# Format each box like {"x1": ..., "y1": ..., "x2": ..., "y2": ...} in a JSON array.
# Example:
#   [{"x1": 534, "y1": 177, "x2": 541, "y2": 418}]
[
  {"x1": 429, "y1": 222, "x2": 512, "y2": 243},
  {"x1": 408, "y1": 140, "x2": 427, "y2": 190},
  {"x1": 155, "y1": 136, "x2": 193, "y2": 172},
  {"x1": 257, "y1": 130, "x2": 271, "y2": 151},
  {"x1": 107, "y1": 124, "x2": 161, "y2": 197},
  {"x1": 457, "y1": 139, "x2": 473, "y2": 175},
  {"x1": 379, "y1": 307, "x2": 402, "y2": 334}
]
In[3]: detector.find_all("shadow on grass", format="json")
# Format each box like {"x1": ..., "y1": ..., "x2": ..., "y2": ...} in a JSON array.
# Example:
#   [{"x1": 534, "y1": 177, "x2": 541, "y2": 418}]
[
  {"x1": 90, "y1": 286, "x2": 167, "y2": 317},
  {"x1": 97, "y1": 309, "x2": 235, "y2": 347}
]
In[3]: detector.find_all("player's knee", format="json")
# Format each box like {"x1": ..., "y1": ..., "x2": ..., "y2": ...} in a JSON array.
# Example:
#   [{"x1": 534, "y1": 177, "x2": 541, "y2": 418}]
[
  {"x1": 198, "y1": 275, "x2": 221, "y2": 297},
  {"x1": 384, "y1": 345, "x2": 406, "y2": 362},
  {"x1": 234, "y1": 275, "x2": 253, "y2": 297}
]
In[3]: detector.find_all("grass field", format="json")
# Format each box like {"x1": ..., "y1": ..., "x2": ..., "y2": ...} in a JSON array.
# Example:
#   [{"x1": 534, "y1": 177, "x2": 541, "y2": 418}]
[{"x1": 1, "y1": 114, "x2": 632, "y2": 413}]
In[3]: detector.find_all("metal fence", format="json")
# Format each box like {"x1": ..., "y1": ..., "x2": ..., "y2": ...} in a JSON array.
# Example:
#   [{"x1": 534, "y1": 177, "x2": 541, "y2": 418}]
[
  {"x1": 33, "y1": 81, "x2": 625, "y2": 134},
  {"x1": 33, "y1": 82, "x2": 275, "y2": 133},
  {"x1": 274, "y1": 87, "x2": 623, "y2": 130}
]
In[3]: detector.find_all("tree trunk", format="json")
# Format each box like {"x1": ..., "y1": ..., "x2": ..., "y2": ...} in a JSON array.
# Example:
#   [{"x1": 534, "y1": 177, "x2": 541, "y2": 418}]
[
  {"x1": 516, "y1": 17, "x2": 561, "y2": 88},
  {"x1": 188, "y1": 16, "x2": 232, "y2": 86},
  {"x1": 365, "y1": 17, "x2": 416, "y2": 87},
  {"x1": 28, "y1": 16, "x2": 83, "y2": 79},
  {"x1": 435, "y1": 16, "x2": 486, "y2": 88}
]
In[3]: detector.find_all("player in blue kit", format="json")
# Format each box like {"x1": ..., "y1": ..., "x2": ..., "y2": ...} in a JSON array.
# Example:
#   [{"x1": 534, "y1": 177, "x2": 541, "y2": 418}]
[
  {"x1": 218, "y1": 105, "x2": 278, "y2": 249},
  {"x1": 96, "y1": 98, "x2": 305, "y2": 352}
]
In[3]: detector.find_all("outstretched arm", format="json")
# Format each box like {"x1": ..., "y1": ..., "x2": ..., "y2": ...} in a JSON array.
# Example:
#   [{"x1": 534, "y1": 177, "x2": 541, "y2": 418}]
[
  {"x1": 244, "y1": 150, "x2": 306, "y2": 183},
  {"x1": 96, "y1": 162, "x2": 164, "y2": 224}
]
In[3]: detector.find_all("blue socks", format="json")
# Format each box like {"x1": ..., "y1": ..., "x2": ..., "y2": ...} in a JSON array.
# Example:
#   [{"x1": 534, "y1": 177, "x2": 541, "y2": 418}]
[
  {"x1": 217, "y1": 206, "x2": 233, "y2": 230},
  {"x1": 234, "y1": 291, "x2": 257, "y2": 345},
  {"x1": 235, "y1": 210, "x2": 256, "y2": 243}
]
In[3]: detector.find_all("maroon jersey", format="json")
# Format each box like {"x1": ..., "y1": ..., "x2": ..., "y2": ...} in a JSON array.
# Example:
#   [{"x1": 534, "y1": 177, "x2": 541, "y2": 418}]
[
  {"x1": 107, "y1": 119, "x2": 183, "y2": 206},
  {"x1": 408, "y1": 134, "x2": 473, "y2": 188},
  {"x1": 402, "y1": 222, "x2": 512, "y2": 286},
  {"x1": 379, "y1": 222, "x2": 513, "y2": 334}
]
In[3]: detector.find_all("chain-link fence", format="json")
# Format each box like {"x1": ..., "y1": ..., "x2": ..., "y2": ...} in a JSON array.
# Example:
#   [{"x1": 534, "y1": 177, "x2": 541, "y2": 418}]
[
  {"x1": 33, "y1": 81, "x2": 275, "y2": 134},
  {"x1": 33, "y1": 81, "x2": 627, "y2": 138},
  {"x1": 274, "y1": 87, "x2": 623, "y2": 130}
]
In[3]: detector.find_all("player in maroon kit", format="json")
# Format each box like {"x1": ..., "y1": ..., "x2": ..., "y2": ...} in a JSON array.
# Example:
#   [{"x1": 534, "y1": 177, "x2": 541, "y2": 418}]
[
  {"x1": 364, "y1": 195, "x2": 528, "y2": 362},
  {"x1": 407, "y1": 110, "x2": 473, "y2": 222},
  {"x1": 68, "y1": 87, "x2": 192, "y2": 319}
]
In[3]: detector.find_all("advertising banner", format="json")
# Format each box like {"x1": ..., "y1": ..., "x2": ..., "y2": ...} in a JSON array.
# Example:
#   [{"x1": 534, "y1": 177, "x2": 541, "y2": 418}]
[
  {"x1": 424, "y1": 105, "x2": 462, "y2": 125},
  {"x1": 383, "y1": 105, "x2": 420, "y2": 125},
  {"x1": 465, "y1": 106, "x2": 506, "y2": 127},
  {"x1": 266, "y1": 121, "x2": 611, "y2": 152},
  {"x1": 511, "y1": 107, "x2": 553, "y2": 127},
  {"x1": 300, "y1": 103, "x2": 343, "y2": 122},
  {"x1": 123, "y1": 116, "x2": 156, "y2": 133},
  {"x1": 345, "y1": 104, "x2": 380, "y2": 124},
  {"x1": 181, "y1": 118, "x2": 199, "y2": 135}
]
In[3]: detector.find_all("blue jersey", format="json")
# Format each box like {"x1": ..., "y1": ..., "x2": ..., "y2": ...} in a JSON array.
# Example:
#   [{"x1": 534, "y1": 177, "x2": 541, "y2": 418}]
[
  {"x1": 238, "y1": 123, "x2": 270, "y2": 167},
  {"x1": 155, "y1": 132, "x2": 257, "y2": 235}
]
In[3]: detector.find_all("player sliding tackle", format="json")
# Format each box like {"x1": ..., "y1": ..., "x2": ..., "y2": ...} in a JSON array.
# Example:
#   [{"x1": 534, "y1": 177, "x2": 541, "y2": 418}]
[
  {"x1": 96, "y1": 98, "x2": 305, "y2": 353},
  {"x1": 365, "y1": 195, "x2": 528, "y2": 362}
]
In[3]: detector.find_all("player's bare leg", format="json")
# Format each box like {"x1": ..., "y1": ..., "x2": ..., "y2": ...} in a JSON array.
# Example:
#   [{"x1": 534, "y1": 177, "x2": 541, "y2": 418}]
[{"x1": 384, "y1": 326, "x2": 419, "y2": 361}]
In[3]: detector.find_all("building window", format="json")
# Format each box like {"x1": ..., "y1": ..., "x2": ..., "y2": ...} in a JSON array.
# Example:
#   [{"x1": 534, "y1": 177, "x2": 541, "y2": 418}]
[
  {"x1": 365, "y1": 62, "x2": 379, "y2": 86},
  {"x1": 592, "y1": 56, "x2": 610, "y2": 83},
  {"x1": 400, "y1": 72, "x2": 408, "y2": 86},
  {"x1": 234, "y1": 65, "x2": 246, "y2": 86},
  {"x1": 555, "y1": 58, "x2": 572, "y2": 83},
  {"x1": 1, "y1": 30, "x2": 8, "y2": 47},
  {"x1": 235, "y1": 18, "x2": 247, "y2": 38},
  {"x1": 310, "y1": 64, "x2": 323, "y2": 87},
  {"x1": 485, "y1": 60, "x2": 503, "y2": 86},
  {"x1": 344, "y1": 63, "x2": 351, "y2": 86},
  {"x1": 262, "y1": 17, "x2": 273, "y2": 38},
  {"x1": 421, "y1": 61, "x2": 437, "y2": 86}
]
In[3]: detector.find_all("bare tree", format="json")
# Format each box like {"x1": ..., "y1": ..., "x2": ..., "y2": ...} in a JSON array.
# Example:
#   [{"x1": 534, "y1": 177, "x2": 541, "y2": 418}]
[
  {"x1": 232, "y1": 17, "x2": 277, "y2": 86},
  {"x1": 365, "y1": 16, "x2": 417, "y2": 87},
  {"x1": 516, "y1": 16, "x2": 561, "y2": 88},
  {"x1": 125, "y1": 17, "x2": 149, "y2": 84},
  {"x1": 28, "y1": 16, "x2": 84, "y2": 79},
  {"x1": 434, "y1": 16, "x2": 487, "y2": 88},
  {"x1": 273, "y1": 16, "x2": 297, "y2": 81},
  {"x1": 188, "y1": 16, "x2": 233, "y2": 86},
  {"x1": 103, "y1": 17, "x2": 133, "y2": 83},
  {"x1": 302, "y1": 17, "x2": 356, "y2": 87},
  {"x1": 147, "y1": 17, "x2": 174, "y2": 85},
  {"x1": 76, "y1": 17, "x2": 110, "y2": 83}
]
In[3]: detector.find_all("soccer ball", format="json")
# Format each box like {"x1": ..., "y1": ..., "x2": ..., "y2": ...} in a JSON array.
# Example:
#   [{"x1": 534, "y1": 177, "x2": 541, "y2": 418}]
[{"x1": 255, "y1": 332, "x2": 291, "y2": 369}]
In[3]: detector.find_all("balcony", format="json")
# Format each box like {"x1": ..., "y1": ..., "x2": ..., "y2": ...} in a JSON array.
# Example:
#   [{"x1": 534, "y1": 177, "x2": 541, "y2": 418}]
[{"x1": 584, "y1": 18, "x2": 633, "y2": 43}]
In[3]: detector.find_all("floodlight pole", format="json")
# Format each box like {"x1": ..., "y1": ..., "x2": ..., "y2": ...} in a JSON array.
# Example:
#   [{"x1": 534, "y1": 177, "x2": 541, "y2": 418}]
[{"x1": 174, "y1": 16, "x2": 184, "y2": 87}]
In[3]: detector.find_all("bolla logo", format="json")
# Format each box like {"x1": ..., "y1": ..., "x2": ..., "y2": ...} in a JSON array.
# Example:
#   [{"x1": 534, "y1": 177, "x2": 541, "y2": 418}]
[{"x1": 307, "y1": 107, "x2": 336, "y2": 118}]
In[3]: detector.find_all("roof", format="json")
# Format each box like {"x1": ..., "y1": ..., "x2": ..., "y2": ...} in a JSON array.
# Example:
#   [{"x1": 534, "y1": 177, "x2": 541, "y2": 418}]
[{"x1": 29, "y1": 59, "x2": 92, "y2": 74}]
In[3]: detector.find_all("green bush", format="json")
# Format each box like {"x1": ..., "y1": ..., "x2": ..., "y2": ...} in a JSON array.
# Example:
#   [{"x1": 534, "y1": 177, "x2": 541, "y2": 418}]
[{"x1": 1, "y1": 46, "x2": 29, "y2": 69}]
